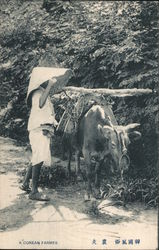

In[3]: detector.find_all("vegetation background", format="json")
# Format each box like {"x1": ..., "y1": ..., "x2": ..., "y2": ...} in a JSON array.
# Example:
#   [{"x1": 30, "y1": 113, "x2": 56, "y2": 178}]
[{"x1": 0, "y1": 0, "x2": 158, "y2": 206}]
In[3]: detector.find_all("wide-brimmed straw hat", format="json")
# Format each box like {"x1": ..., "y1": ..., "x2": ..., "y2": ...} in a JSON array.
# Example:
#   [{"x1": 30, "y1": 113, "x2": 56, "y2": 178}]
[{"x1": 26, "y1": 67, "x2": 72, "y2": 106}]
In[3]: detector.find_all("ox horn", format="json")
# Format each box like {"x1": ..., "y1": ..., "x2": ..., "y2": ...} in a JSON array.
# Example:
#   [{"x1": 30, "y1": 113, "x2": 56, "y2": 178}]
[{"x1": 124, "y1": 123, "x2": 140, "y2": 133}]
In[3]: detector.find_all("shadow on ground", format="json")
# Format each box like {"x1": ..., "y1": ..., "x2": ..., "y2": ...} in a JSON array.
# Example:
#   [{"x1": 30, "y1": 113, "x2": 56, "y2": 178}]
[{"x1": 0, "y1": 178, "x2": 137, "y2": 233}]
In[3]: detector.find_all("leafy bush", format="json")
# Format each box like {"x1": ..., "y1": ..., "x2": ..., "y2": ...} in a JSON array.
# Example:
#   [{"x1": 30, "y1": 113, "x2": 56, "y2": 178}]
[{"x1": 101, "y1": 177, "x2": 158, "y2": 207}]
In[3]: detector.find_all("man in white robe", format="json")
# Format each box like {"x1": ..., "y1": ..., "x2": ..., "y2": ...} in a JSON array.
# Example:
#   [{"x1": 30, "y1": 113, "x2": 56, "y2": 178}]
[{"x1": 20, "y1": 67, "x2": 71, "y2": 201}]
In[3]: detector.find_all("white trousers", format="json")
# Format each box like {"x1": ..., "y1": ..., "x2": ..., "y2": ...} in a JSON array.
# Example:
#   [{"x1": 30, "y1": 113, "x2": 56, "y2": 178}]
[{"x1": 29, "y1": 129, "x2": 52, "y2": 166}]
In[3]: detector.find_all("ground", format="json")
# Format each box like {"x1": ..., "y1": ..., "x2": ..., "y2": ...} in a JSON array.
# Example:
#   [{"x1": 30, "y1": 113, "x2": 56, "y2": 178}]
[{"x1": 0, "y1": 136, "x2": 158, "y2": 249}]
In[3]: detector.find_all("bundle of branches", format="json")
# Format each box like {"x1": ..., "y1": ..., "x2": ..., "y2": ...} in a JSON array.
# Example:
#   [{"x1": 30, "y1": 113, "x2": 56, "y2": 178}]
[{"x1": 53, "y1": 89, "x2": 117, "y2": 136}]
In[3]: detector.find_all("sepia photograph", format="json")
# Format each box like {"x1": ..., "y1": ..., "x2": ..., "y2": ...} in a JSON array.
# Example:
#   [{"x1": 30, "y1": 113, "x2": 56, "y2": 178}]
[{"x1": 0, "y1": 0, "x2": 158, "y2": 249}]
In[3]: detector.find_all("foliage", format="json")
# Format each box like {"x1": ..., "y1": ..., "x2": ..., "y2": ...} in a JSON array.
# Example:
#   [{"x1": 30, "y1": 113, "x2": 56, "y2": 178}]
[
  {"x1": 101, "y1": 176, "x2": 158, "y2": 207},
  {"x1": 0, "y1": 1, "x2": 158, "y2": 105}
]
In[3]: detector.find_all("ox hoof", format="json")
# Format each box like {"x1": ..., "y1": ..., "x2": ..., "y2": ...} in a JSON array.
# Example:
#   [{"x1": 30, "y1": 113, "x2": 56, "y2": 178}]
[
  {"x1": 84, "y1": 194, "x2": 96, "y2": 202},
  {"x1": 90, "y1": 195, "x2": 97, "y2": 202},
  {"x1": 84, "y1": 193, "x2": 91, "y2": 202},
  {"x1": 76, "y1": 174, "x2": 83, "y2": 182},
  {"x1": 94, "y1": 194, "x2": 102, "y2": 200},
  {"x1": 94, "y1": 189, "x2": 102, "y2": 199}
]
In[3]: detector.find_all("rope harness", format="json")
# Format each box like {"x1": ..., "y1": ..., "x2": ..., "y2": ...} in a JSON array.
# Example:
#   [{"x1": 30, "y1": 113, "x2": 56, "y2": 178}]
[{"x1": 113, "y1": 128, "x2": 130, "y2": 180}]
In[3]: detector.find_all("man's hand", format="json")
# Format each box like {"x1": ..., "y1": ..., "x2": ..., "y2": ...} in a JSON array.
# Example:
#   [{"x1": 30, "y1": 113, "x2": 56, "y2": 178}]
[{"x1": 53, "y1": 119, "x2": 58, "y2": 128}]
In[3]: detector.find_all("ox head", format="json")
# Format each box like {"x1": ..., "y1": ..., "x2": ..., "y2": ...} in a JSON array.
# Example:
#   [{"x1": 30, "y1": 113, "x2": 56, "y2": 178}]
[{"x1": 98, "y1": 123, "x2": 141, "y2": 179}]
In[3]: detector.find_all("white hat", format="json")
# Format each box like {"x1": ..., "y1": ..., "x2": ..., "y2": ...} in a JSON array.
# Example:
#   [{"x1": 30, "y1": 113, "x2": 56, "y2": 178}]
[{"x1": 26, "y1": 67, "x2": 71, "y2": 105}]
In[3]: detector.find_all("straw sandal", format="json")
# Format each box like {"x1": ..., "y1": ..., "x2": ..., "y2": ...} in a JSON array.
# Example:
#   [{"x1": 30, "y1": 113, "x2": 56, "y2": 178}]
[{"x1": 29, "y1": 192, "x2": 50, "y2": 201}]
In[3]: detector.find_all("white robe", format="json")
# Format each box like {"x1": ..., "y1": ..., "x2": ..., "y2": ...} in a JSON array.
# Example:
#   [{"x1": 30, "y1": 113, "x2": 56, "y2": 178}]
[
  {"x1": 29, "y1": 128, "x2": 52, "y2": 166},
  {"x1": 28, "y1": 88, "x2": 55, "y2": 166}
]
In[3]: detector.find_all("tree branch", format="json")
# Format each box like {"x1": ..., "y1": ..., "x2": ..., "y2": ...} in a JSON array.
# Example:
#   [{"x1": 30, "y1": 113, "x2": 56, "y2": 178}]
[{"x1": 62, "y1": 86, "x2": 153, "y2": 97}]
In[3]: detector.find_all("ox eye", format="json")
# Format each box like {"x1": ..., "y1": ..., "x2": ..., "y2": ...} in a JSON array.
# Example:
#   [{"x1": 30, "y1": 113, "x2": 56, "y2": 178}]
[{"x1": 104, "y1": 138, "x2": 108, "y2": 142}]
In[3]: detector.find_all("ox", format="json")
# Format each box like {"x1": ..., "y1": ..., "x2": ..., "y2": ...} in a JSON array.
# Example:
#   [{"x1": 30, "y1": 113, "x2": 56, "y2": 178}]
[{"x1": 63, "y1": 105, "x2": 141, "y2": 201}]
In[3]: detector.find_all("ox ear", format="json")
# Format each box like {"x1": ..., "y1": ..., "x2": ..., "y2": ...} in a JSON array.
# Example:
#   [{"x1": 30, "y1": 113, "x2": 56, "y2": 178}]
[
  {"x1": 128, "y1": 131, "x2": 141, "y2": 141},
  {"x1": 124, "y1": 123, "x2": 140, "y2": 133}
]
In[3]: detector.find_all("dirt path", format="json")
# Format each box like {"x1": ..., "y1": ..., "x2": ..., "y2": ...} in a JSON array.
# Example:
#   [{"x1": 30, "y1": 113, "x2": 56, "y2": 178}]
[{"x1": 0, "y1": 136, "x2": 158, "y2": 249}]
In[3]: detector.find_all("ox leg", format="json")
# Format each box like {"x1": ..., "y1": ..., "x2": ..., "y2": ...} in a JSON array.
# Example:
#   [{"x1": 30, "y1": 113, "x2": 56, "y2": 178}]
[
  {"x1": 83, "y1": 153, "x2": 93, "y2": 201},
  {"x1": 67, "y1": 148, "x2": 72, "y2": 178},
  {"x1": 84, "y1": 165, "x2": 93, "y2": 201},
  {"x1": 75, "y1": 150, "x2": 83, "y2": 181},
  {"x1": 94, "y1": 164, "x2": 102, "y2": 199}
]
